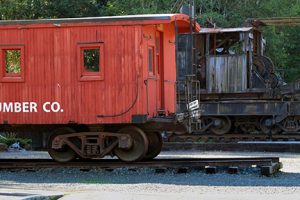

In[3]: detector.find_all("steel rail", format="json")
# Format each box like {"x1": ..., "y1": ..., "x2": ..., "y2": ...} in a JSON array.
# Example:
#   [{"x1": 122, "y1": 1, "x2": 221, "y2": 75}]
[
  {"x1": 0, "y1": 157, "x2": 279, "y2": 169},
  {"x1": 163, "y1": 142, "x2": 300, "y2": 153},
  {"x1": 166, "y1": 132, "x2": 300, "y2": 143}
]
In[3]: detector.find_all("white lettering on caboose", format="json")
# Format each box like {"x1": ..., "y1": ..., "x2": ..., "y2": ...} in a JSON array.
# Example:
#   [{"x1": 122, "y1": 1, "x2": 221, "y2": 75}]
[
  {"x1": 0, "y1": 102, "x2": 63, "y2": 113},
  {"x1": 0, "y1": 102, "x2": 37, "y2": 112}
]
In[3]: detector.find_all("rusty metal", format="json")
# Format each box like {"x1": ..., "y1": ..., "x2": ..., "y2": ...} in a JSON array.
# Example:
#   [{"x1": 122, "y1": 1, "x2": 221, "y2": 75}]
[
  {"x1": 51, "y1": 131, "x2": 132, "y2": 160},
  {"x1": 144, "y1": 131, "x2": 163, "y2": 160},
  {"x1": 47, "y1": 127, "x2": 77, "y2": 162},
  {"x1": 113, "y1": 126, "x2": 149, "y2": 162}
]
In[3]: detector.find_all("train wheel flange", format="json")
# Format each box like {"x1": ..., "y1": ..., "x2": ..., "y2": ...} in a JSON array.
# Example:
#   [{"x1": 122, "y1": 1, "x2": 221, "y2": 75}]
[
  {"x1": 48, "y1": 127, "x2": 77, "y2": 162},
  {"x1": 114, "y1": 126, "x2": 148, "y2": 162},
  {"x1": 143, "y1": 132, "x2": 163, "y2": 160},
  {"x1": 209, "y1": 117, "x2": 231, "y2": 135}
]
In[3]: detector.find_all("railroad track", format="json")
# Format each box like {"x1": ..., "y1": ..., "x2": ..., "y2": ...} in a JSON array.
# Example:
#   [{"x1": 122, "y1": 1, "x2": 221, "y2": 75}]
[
  {"x1": 0, "y1": 157, "x2": 282, "y2": 176},
  {"x1": 163, "y1": 141, "x2": 300, "y2": 153},
  {"x1": 166, "y1": 133, "x2": 300, "y2": 143}
]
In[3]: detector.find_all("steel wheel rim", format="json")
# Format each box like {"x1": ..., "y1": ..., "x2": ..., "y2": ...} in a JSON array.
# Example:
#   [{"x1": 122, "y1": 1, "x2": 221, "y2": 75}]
[
  {"x1": 144, "y1": 132, "x2": 163, "y2": 160},
  {"x1": 48, "y1": 127, "x2": 77, "y2": 162},
  {"x1": 114, "y1": 126, "x2": 148, "y2": 162},
  {"x1": 210, "y1": 117, "x2": 231, "y2": 135}
]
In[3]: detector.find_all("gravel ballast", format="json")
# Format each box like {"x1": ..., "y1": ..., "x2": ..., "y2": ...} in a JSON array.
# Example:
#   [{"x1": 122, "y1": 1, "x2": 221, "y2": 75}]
[{"x1": 0, "y1": 150, "x2": 299, "y2": 200}]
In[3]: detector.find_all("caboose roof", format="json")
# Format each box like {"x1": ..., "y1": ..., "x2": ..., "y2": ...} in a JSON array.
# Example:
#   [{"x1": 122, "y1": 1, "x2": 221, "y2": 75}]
[
  {"x1": 200, "y1": 27, "x2": 253, "y2": 34},
  {"x1": 0, "y1": 14, "x2": 198, "y2": 30}
]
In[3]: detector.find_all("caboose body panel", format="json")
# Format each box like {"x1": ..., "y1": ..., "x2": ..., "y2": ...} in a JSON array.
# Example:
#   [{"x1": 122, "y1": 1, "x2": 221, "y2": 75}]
[{"x1": 0, "y1": 14, "x2": 191, "y2": 125}]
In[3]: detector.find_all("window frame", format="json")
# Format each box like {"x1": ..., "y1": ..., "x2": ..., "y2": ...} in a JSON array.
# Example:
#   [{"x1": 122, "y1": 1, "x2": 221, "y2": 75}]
[
  {"x1": 148, "y1": 45, "x2": 155, "y2": 76},
  {"x1": 0, "y1": 45, "x2": 25, "y2": 82},
  {"x1": 78, "y1": 43, "x2": 104, "y2": 81}
]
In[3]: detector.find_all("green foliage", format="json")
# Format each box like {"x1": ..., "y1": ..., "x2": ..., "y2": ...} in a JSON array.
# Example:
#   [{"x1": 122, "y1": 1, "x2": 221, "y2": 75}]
[
  {"x1": 0, "y1": 0, "x2": 107, "y2": 19},
  {"x1": 104, "y1": 0, "x2": 171, "y2": 15},
  {"x1": 0, "y1": 132, "x2": 32, "y2": 148},
  {"x1": 84, "y1": 49, "x2": 100, "y2": 72},
  {"x1": 5, "y1": 50, "x2": 21, "y2": 74}
]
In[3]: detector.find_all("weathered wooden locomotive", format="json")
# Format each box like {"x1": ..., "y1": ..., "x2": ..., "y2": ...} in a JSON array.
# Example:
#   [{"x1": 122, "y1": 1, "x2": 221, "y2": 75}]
[
  {"x1": 177, "y1": 25, "x2": 300, "y2": 137},
  {"x1": 0, "y1": 14, "x2": 198, "y2": 162}
]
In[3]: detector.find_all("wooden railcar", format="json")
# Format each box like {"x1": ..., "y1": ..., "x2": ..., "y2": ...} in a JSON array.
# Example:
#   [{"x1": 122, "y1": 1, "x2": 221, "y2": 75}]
[
  {"x1": 0, "y1": 14, "x2": 196, "y2": 162},
  {"x1": 176, "y1": 26, "x2": 300, "y2": 138}
]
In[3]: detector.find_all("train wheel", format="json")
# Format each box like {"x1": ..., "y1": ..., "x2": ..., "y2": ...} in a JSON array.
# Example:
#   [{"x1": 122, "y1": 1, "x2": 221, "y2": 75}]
[
  {"x1": 260, "y1": 117, "x2": 272, "y2": 134},
  {"x1": 114, "y1": 126, "x2": 149, "y2": 162},
  {"x1": 260, "y1": 117, "x2": 281, "y2": 134},
  {"x1": 144, "y1": 132, "x2": 163, "y2": 160},
  {"x1": 48, "y1": 127, "x2": 77, "y2": 162},
  {"x1": 210, "y1": 117, "x2": 231, "y2": 135}
]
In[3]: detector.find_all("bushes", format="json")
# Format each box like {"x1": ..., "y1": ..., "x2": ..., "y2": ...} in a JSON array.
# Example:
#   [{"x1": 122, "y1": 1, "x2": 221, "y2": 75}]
[{"x1": 0, "y1": 132, "x2": 32, "y2": 149}]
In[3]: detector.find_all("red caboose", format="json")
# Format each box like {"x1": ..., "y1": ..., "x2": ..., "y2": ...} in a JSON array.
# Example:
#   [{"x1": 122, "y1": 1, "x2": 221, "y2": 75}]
[{"x1": 0, "y1": 14, "x2": 197, "y2": 162}]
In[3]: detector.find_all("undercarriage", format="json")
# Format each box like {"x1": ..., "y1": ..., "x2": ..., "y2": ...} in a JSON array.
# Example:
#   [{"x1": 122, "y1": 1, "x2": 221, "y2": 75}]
[{"x1": 47, "y1": 126, "x2": 163, "y2": 162}]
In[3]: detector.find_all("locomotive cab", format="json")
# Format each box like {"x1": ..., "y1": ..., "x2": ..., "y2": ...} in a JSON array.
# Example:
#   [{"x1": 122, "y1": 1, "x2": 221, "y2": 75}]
[
  {"x1": 176, "y1": 26, "x2": 300, "y2": 136},
  {"x1": 177, "y1": 27, "x2": 280, "y2": 98}
]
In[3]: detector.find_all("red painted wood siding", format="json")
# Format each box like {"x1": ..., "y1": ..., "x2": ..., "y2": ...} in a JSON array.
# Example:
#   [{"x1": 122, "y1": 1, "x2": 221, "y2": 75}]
[
  {"x1": 142, "y1": 24, "x2": 176, "y2": 118},
  {"x1": 0, "y1": 20, "x2": 180, "y2": 125}
]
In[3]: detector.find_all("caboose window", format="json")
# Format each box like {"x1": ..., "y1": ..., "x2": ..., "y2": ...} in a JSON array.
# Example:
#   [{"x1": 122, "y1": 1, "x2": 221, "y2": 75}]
[
  {"x1": 0, "y1": 45, "x2": 24, "y2": 82},
  {"x1": 5, "y1": 49, "x2": 21, "y2": 74},
  {"x1": 83, "y1": 48, "x2": 100, "y2": 72},
  {"x1": 148, "y1": 47, "x2": 154, "y2": 74},
  {"x1": 78, "y1": 43, "x2": 104, "y2": 81}
]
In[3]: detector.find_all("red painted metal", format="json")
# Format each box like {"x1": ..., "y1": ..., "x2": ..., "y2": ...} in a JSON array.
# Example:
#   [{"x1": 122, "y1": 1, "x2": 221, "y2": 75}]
[{"x1": 0, "y1": 14, "x2": 196, "y2": 125}]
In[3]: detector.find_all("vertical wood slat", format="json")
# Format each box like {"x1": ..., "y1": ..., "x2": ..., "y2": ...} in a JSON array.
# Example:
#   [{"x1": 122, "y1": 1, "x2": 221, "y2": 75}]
[{"x1": 0, "y1": 20, "x2": 178, "y2": 124}]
